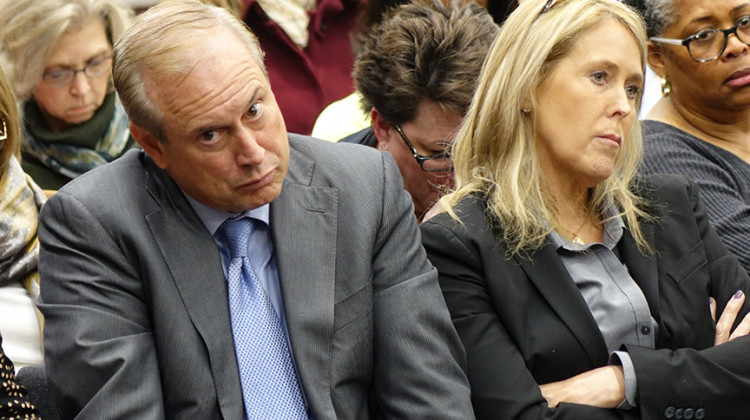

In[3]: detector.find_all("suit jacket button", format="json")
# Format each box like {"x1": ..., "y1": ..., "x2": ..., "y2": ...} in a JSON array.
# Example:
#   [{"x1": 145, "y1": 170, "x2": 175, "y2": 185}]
[
  {"x1": 641, "y1": 324, "x2": 651, "y2": 335},
  {"x1": 695, "y1": 408, "x2": 705, "y2": 419},
  {"x1": 675, "y1": 408, "x2": 684, "y2": 419},
  {"x1": 684, "y1": 408, "x2": 694, "y2": 419},
  {"x1": 665, "y1": 406, "x2": 675, "y2": 418}
]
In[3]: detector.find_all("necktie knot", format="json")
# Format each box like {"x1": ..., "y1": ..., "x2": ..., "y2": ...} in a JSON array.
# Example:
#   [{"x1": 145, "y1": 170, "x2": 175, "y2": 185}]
[{"x1": 216, "y1": 217, "x2": 256, "y2": 260}]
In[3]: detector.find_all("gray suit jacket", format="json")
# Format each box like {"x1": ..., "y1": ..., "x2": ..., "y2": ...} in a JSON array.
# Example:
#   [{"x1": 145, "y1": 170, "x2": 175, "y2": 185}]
[{"x1": 38, "y1": 134, "x2": 473, "y2": 419}]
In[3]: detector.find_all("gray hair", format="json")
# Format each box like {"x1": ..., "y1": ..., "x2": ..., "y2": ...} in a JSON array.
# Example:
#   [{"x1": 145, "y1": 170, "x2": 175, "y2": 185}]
[
  {"x1": 641, "y1": 0, "x2": 678, "y2": 37},
  {"x1": 113, "y1": 0, "x2": 266, "y2": 143},
  {"x1": 0, "y1": 0, "x2": 133, "y2": 101}
]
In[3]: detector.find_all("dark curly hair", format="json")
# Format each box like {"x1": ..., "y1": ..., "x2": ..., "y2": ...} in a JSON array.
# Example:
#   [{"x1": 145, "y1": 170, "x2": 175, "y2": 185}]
[{"x1": 353, "y1": 0, "x2": 499, "y2": 125}]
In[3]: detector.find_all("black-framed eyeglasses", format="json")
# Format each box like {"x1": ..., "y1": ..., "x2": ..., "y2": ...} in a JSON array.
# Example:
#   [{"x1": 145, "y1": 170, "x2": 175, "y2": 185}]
[
  {"x1": 41, "y1": 54, "x2": 113, "y2": 87},
  {"x1": 393, "y1": 125, "x2": 453, "y2": 172},
  {"x1": 650, "y1": 16, "x2": 750, "y2": 63},
  {"x1": 0, "y1": 119, "x2": 7, "y2": 142}
]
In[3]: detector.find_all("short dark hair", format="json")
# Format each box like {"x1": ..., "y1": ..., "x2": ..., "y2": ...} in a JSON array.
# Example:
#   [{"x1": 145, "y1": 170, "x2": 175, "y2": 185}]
[{"x1": 353, "y1": 0, "x2": 498, "y2": 125}]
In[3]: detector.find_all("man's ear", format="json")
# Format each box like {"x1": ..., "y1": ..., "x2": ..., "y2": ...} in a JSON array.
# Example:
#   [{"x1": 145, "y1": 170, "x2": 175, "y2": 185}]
[
  {"x1": 130, "y1": 122, "x2": 168, "y2": 169},
  {"x1": 370, "y1": 108, "x2": 392, "y2": 151},
  {"x1": 647, "y1": 41, "x2": 667, "y2": 77}
]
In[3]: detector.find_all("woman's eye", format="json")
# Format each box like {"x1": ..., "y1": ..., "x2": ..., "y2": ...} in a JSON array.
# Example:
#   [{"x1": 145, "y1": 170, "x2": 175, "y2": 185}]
[
  {"x1": 692, "y1": 29, "x2": 716, "y2": 42},
  {"x1": 625, "y1": 84, "x2": 641, "y2": 99},
  {"x1": 590, "y1": 71, "x2": 607, "y2": 84}
]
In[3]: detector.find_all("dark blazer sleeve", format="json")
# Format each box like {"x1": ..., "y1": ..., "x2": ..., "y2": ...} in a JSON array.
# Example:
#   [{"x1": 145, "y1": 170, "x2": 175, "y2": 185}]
[
  {"x1": 624, "y1": 175, "x2": 750, "y2": 419},
  {"x1": 421, "y1": 207, "x2": 638, "y2": 420},
  {"x1": 421, "y1": 175, "x2": 750, "y2": 420}
]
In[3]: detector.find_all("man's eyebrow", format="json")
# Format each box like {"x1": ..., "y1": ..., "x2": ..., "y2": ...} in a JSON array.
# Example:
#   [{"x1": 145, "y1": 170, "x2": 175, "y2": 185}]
[{"x1": 188, "y1": 86, "x2": 262, "y2": 136}]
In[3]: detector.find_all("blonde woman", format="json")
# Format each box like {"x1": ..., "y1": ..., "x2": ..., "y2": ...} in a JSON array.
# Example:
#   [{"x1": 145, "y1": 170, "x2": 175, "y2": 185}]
[{"x1": 421, "y1": 0, "x2": 750, "y2": 418}]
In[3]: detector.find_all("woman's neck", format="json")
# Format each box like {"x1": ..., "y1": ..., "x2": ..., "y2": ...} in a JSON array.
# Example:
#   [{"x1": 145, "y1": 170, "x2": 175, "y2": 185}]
[{"x1": 547, "y1": 180, "x2": 603, "y2": 244}]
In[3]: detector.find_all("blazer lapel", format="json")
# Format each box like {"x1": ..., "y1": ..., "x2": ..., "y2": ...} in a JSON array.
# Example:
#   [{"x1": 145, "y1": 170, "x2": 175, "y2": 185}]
[
  {"x1": 520, "y1": 243, "x2": 610, "y2": 367},
  {"x1": 271, "y1": 148, "x2": 337, "y2": 417},
  {"x1": 142, "y1": 158, "x2": 244, "y2": 417}
]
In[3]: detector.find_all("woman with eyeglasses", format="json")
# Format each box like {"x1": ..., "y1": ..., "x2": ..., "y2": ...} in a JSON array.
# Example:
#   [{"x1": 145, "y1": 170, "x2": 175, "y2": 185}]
[
  {"x1": 0, "y1": 63, "x2": 47, "y2": 373},
  {"x1": 420, "y1": 0, "x2": 750, "y2": 418},
  {"x1": 638, "y1": 0, "x2": 750, "y2": 274},
  {"x1": 0, "y1": 0, "x2": 135, "y2": 190}
]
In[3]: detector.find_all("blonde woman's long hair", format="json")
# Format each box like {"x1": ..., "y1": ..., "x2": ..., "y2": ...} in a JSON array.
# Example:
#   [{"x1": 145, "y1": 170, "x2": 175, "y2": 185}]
[
  {"x1": 442, "y1": 0, "x2": 653, "y2": 255},
  {"x1": 0, "y1": 66, "x2": 20, "y2": 178}
]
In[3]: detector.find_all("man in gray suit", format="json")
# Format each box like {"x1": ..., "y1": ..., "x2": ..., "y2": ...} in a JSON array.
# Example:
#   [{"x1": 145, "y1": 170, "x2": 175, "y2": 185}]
[{"x1": 37, "y1": 1, "x2": 473, "y2": 419}]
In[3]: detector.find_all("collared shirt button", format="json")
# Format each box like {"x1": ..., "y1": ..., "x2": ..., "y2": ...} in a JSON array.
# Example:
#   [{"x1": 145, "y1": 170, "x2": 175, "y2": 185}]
[
  {"x1": 641, "y1": 324, "x2": 651, "y2": 335},
  {"x1": 695, "y1": 408, "x2": 705, "y2": 419},
  {"x1": 684, "y1": 408, "x2": 694, "y2": 419},
  {"x1": 665, "y1": 406, "x2": 675, "y2": 418},
  {"x1": 675, "y1": 408, "x2": 684, "y2": 419}
]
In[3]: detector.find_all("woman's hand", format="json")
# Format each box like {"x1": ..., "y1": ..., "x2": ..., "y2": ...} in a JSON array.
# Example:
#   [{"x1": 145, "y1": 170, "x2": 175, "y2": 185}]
[
  {"x1": 539, "y1": 365, "x2": 625, "y2": 408},
  {"x1": 711, "y1": 290, "x2": 750, "y2": 345}
]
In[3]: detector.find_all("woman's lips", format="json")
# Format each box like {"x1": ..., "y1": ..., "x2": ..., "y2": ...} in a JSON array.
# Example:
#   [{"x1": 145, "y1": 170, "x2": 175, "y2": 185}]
[{"x1": 725, "y1": 68, "x2": 750, "y2": 88}]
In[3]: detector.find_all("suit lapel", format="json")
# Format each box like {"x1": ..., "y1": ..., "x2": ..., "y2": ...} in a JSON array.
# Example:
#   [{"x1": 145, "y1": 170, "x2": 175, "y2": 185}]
[
  {"x1": 271, "y1": 148, "x2": 337, "y2": 417},
  {"x1": 142, "y1": 158, "x2": 244, "y2": 417},
  {"x1": 520, "y1": 243, "x2": 610, "y2": 367}
]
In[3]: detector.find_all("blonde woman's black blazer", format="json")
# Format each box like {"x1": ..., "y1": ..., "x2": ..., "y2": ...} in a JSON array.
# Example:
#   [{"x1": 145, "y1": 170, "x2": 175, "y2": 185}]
[{"x1": 421, "y1": 174, "x2": 750, "y2": 420}]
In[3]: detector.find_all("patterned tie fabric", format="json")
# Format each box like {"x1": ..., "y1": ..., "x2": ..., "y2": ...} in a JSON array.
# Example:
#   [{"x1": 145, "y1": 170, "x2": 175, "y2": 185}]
[{"x1": 215, "y1": 217, "x2": 308, "y2": 419}]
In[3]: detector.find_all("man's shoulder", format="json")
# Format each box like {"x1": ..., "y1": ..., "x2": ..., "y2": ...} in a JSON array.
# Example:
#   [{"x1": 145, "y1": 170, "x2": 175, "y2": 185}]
[
  {"x1": 52, "y1": 149, "x2": 152, "y2": 212},
  {"x1": 59, "y1": 149, "x2": 145, "y2": 193},
  {"x1": 288, "y1": 133, "x2": 386, "y2": 177}
]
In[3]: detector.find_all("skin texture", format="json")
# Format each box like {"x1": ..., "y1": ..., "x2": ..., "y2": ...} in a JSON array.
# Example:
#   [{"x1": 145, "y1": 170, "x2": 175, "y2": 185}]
[
  {"x1": 647, "y1": 0, "x2": 750, "y2": 161},
  {"x1": 130, "y1": 28, "x2": 289, "y2": 214},
  {"x1": 31, "y1": 18, "x2": 112, "y2": 132},
  {"x1": 534, "y1": 17, "x2": 643, "y2": 244},
  {"x1": 371, "y1": 100, "x2": 459, "y2": 221}
]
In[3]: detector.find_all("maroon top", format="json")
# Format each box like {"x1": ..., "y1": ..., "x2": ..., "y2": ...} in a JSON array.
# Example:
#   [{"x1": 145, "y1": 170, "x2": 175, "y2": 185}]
[{"x1": 243, "y1": 0, "x2": 357, "y2": 135}]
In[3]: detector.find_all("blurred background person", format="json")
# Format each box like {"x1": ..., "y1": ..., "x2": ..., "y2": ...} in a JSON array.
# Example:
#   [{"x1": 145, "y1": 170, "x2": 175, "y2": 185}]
[
  {"x1": 241, "y1": 0, "x2": 360, "y2": 136},
  {"x1": 0, "y1": 0, "x2": 136, "y2": 190},
  {"x1": 0, "y1": 64, "x2": 46, "y2": 371},
  {"x1": 421, "y1": 0, "x2": 750, "y2": 418},
  {"x1": 311, "y1": 0, "x2": 411, "y2": 141},
  {"x1": 341, "y1": 0, "x2": 498, "y2": 222},
  {"x1": 637, "y1": 0, "x2": 750, "y2": 273}
]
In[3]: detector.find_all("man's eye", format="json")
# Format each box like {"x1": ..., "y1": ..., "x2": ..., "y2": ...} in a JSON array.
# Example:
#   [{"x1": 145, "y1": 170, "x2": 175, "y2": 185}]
[
  {"x1": 200, "y1": 130, "x2": 219, "y2": 142},
  {"x1": 247, "y1": 103, "x2": 263, "y2": 119}
]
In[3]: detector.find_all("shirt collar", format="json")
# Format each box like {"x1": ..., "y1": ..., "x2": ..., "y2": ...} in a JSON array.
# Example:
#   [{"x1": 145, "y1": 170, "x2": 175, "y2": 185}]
[{"x1": 182, "y1": 191, "x2": 271, "y2": 237}]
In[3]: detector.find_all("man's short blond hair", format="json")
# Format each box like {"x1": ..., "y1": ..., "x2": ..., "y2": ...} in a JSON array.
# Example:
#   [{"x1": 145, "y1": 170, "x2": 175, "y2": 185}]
[{"x1": 113, "y1": 0, "x2": 266, "y2": 142}]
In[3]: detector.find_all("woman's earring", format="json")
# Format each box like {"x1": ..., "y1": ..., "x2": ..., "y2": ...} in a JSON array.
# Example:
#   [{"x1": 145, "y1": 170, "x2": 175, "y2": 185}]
[
  {"x1": 660, "y1": 76, "x2": 671, "y2": 97},
  {"x1": 522, "y1": 108, "x2": 530, "y2": 114}
]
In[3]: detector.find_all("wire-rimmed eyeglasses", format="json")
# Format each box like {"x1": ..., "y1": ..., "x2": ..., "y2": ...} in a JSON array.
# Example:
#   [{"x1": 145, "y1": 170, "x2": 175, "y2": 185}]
[
  {"x1": 42, "y1": 54, "x2": 113, "y2": 87},
  {"x1": 393, "y1": 125, "x2": 453, "y2": 173},
  {"x1": 0, "y1": 119, "x2": 7, "y2": 142},
  {"x1": 650, "y1": 16, "x2": 750, "y2": 63}
]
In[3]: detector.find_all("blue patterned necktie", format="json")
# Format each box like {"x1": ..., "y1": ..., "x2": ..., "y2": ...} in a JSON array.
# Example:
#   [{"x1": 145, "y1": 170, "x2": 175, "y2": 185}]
[{"x1": 215, "y1": 217, "x2": 308, "y2": 419}]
